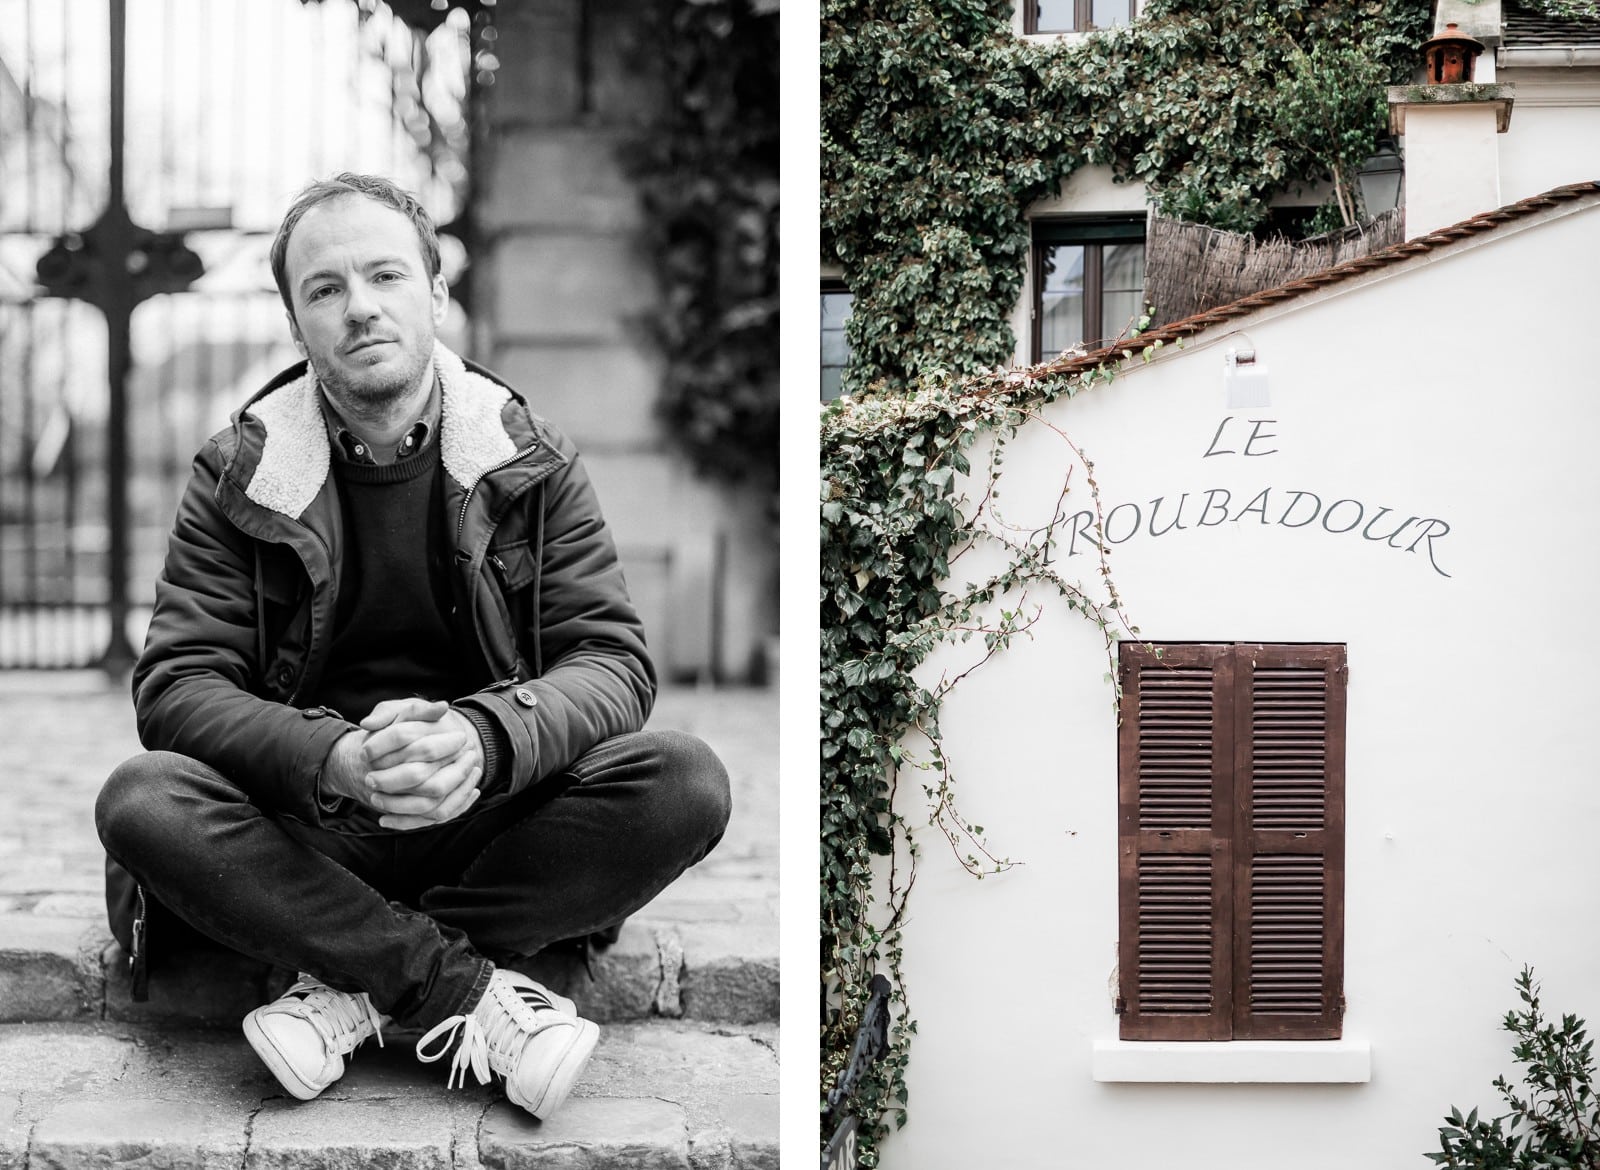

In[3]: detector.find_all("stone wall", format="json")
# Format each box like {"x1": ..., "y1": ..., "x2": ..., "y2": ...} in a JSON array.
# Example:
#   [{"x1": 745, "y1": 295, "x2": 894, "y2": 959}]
[{"x1": 474, "y1": 1, "x2": 775, "y2": 683}]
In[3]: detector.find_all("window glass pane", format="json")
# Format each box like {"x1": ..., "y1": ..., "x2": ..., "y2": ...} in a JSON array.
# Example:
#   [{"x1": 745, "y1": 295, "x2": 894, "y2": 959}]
[
  {"x1": 821, "y1": 290, "x2": 854, "y2": 401},
  {"x1": 1034, "y1": 0, "x2": 1078, "y2": 31},
  {"x1": 1091, "y1": 0, "x2": 1132, "y2": 28},
  {"x1": 1100, "y1": 242, "x2": 1145, "y2": 339},
  {"x1": 1039, "y1": 244, "x2": 1085, "y2": 361},
  {"x1": 822, "y1": 366, "x2": 846, "y2": 401}
]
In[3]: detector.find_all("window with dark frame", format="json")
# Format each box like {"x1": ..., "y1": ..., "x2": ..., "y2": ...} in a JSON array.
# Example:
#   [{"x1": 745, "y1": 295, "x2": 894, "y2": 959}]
[
  {"x1": 821, "y1": 279, "x2": 853, "y2": 402},
  {"x1": 1116, "y1": 642, "x2": 1346, "y2": 1042},
  {"x1": 1033, "y1": 217, "x2": 1146, "y2": 364},
  {"x1": 1026, "y1": 0, "x2": 1138, "y2": 35}
]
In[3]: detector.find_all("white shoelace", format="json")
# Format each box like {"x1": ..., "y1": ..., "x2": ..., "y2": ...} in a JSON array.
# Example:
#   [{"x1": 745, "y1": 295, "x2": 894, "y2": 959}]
[
  {"x1": 282, "y1": 976, "x2": 386, "y2": 1053},
  {"x1": 415, "y1": 980, "x2": 564, "y2": 1091}
]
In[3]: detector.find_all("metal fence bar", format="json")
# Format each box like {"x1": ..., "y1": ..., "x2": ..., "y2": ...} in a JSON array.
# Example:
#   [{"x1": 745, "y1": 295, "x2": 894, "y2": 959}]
[{"x1": 21, "y1": 304, "x2": 39, "y2": 667}]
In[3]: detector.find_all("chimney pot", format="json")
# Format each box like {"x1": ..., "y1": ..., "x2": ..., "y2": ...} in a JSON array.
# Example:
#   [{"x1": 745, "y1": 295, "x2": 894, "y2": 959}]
[{"x1": 1422, "y1": 22, "x2": 1486, "y2": 84}]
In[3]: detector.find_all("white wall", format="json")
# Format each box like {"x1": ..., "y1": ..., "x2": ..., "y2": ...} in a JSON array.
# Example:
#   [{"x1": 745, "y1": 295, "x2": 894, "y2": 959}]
[
  {"x1": 1496, "y1": 71, "x2": 1600, "y2": 204},
  {"x1": 878, "y1": 201, "x2": 1600, "y2": 1169}
]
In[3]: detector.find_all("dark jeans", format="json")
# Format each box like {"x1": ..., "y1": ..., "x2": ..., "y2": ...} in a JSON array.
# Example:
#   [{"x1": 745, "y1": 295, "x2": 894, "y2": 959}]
[{"x1": 94, "y1": 730, "x2": 731, "y2": 1029}]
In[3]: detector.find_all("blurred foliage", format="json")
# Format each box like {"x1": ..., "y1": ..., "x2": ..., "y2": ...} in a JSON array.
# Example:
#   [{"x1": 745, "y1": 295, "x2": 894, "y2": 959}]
[
  {"x1": 302, "y1": 0, "x2": 488, "y2": 210},
  {"x1": 305, "y1": 0, "x2": 496, "y2": 36},
  {"x1": 629, "y1": 0, "x2": 780, "y2": 497}
]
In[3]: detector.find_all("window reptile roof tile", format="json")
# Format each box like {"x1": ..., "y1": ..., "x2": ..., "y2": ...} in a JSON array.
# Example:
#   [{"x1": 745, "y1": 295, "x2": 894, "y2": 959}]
[{"x1": 1009, "y1": 180, "x2": 1600, "y2": 389}]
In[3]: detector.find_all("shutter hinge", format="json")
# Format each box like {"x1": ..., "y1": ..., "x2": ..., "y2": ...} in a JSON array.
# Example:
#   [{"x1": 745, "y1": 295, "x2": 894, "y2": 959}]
[
  {"x1": 1115, "y1": 995, "x2": 1127, "y2": 1015},
  {"x1": 1339, "y1": 664, "x2": 1349, "y2": 683},
  {"x1": 1337, "y1": 995, "x2": 1346, "y2": 1018}
]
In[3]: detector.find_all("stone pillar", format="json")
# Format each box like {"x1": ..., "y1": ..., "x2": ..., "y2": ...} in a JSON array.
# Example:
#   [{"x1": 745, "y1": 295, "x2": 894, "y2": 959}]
[{"x1": 474, "y1": 2, "x2": 772, "y2": 682}]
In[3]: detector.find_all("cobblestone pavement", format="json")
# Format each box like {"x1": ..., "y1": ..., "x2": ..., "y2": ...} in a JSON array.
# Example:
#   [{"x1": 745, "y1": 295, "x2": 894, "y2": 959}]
[
  {"x1": 0, "y1": 671, "x2": 777, "y2": 921},
  {"x1": 0, "y1": 675, "x2": 780, "y2": 1167}
]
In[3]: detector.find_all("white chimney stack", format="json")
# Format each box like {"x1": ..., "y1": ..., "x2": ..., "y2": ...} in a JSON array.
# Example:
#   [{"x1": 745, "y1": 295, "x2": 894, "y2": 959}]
[{"x1": 1387, "y1": 8, "x2": 1515, "y2": 239}]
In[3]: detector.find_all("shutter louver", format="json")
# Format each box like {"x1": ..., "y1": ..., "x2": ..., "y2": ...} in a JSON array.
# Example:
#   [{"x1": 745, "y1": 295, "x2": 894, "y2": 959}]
[
  {"x1": 1119, "y1": 644, "x2": 1232, "y2": 1040},
  {"x1": 1136, "y1": 854, "x2": 1216, "y2": 1014},
  {"x1": 1234, "y1": 645, "x2": 1345, "y2": 1040},
  {"x1": 1137, "y1": 668, "x2": 1215, "y2": 831},
  {"x1": 1250, "y1": 667, "x2": 1327, "y2": 831},
  {"x1": 1247, "y1": 855, "x2": 1326, "y2": 1014}
]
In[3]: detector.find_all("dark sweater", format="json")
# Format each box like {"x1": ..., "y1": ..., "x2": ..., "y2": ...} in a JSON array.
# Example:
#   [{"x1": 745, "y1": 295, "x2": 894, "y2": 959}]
[
  {"x1": 312, "y1": 443, "x2": 467, "y2": 719},
  {"x1": 309, "y1": 444, "x2": 508, "y2": 793}
]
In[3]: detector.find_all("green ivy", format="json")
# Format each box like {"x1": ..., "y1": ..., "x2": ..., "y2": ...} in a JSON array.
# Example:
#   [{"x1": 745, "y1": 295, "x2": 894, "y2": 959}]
[
  {"x1": 821, "y1": 346, "x2": 1160, "y2": 1163},
  {"x1": 820, "y1": 1, "x2": 1428, "y2": 1159},
  {"x1": 821, "y1": 0, "x2": 1427, "y2": 396}
]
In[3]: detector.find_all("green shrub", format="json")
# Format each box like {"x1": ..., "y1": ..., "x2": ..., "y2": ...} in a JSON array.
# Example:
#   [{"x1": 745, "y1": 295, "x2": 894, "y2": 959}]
[{"x1": 1429, "y1": 967, "x2": 1599, "y2": 1169}]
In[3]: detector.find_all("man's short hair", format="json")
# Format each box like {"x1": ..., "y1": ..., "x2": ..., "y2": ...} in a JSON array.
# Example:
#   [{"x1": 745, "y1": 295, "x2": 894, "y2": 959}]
[{"x1": 269, "y1": 172, "x2": 442, "y2": 316}]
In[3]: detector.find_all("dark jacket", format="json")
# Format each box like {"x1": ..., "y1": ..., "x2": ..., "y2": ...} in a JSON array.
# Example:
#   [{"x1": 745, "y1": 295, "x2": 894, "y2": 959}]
[{"x1": 108, "y1": 343, "x2": 655, "y2": 986}]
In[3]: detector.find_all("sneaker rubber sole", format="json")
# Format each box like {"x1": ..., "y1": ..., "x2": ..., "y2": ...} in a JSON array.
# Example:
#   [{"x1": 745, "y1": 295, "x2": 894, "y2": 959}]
[
  {"x1": 242, "y1": 1010, "x2": 327, "y2": 1102},
  {"x1": 505, "y1": 1017, "x2": 599, "y2": 1119}
]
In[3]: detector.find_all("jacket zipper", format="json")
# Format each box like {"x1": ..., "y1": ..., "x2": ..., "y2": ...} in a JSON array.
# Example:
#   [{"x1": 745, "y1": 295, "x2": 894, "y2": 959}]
[{"x1": 456, "y1": 444, "x2": 539, "y2": 545}]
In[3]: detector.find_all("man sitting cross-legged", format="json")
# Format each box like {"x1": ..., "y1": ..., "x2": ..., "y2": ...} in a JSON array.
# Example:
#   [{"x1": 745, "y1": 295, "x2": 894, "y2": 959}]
[{"x1": 94, "y1": 172, "x2": 731, "y2": 1117}]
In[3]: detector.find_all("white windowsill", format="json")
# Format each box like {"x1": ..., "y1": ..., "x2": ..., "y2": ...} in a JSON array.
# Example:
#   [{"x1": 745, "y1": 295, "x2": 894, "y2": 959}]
[{"x1": 1092, "y1": 1038, "x2": 1372, "y2": 1083}]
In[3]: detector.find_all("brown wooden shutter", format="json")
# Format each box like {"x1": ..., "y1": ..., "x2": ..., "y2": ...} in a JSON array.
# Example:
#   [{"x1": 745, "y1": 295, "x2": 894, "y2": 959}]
[
  {"x1": 1119, "y1": 642, "x2": 1346, "y2": 1041},
  {"x1": 1231, "y1": 644, "x2": 1345, "y2": 1040},
  {"x1": 1118, "y1": 643, "x2": 1234, "y2": 1040}
]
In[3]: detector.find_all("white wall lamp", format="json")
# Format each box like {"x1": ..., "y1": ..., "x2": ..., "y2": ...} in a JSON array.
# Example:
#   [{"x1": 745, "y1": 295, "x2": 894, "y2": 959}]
[{"x1": 1223, "y1": 339, "x2": 1270, "y2": 409}]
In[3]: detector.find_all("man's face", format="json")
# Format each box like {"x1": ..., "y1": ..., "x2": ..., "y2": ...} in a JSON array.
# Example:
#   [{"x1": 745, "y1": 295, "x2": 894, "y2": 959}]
[{"x1": 283, "y1": 194, "x2": 447, "y2": 410}]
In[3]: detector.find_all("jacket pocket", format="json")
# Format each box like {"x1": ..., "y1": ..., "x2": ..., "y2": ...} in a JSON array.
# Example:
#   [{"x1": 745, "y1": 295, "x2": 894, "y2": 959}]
[
  {"x1": 487, "y1": 540, "x2": 537, "y2": 592},
  {"x1": 480, "y1": 540, "x2": 537, "y2": 681}
]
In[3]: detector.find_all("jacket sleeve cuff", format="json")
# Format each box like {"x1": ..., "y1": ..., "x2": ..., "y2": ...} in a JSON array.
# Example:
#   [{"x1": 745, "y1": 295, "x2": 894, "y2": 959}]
[
  {"x1": 455, "y1": 702, "x2": 510, "y2": 794},
  {"x1": 315, "y1": 770, "x2": 354, "y2": 819},
  {"x1": 292, "y1": 710, "x2": 361, "y2": 826}
]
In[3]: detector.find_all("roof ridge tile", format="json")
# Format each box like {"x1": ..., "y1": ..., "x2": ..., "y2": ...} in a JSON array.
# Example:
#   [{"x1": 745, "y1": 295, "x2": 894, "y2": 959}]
[{"x1": 1005, "y1": 180, "x2": 1600, "y2": 390}]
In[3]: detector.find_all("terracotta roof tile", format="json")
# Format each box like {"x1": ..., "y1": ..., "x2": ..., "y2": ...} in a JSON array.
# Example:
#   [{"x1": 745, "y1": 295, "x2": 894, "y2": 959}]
[{"x1": 1019, "y1": 180, "x2": 1600, "y2": 385}]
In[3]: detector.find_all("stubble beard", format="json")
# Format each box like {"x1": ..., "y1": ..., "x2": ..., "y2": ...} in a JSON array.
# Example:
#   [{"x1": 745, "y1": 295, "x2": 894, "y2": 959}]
[{"x1": 311, "y1": 337, "x2": 433, "y2": 420}]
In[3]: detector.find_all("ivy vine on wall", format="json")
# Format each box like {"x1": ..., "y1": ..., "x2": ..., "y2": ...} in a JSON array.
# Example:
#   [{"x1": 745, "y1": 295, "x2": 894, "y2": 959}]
[
  {"x1": 821, "y1": 352, "x2": 1146, "y2": 1165},
  {"x1": 821, "y1": 0, "x2": 1428, "y2": 1161},
  {"x1": 821, "y1": 0, "x2": 1427, "y2": 397}
]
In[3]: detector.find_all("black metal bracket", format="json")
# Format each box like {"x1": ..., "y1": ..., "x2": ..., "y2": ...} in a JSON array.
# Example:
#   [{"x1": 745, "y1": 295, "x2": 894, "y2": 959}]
[
  {"x1": 825, "y1": 973, "x2": 892, "y2": 1117},
  {"x1": 822, "y1": 974, "x2": 893, "y2": 1169},
  {"x1": 36, "y1": 205, "x2": 203, "y2": 312}
]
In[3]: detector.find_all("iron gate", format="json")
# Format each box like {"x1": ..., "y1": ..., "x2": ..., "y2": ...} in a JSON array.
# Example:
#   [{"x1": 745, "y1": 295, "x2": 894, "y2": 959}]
[{"x1": 0, "y1": 0, "x2": 486, "y2": 669}]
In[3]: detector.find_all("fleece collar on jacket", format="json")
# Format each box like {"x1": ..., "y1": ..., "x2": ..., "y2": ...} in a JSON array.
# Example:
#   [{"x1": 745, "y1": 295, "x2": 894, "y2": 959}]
[{"x1": 242, "y1": 341, "x2": 518, "y2": 519}]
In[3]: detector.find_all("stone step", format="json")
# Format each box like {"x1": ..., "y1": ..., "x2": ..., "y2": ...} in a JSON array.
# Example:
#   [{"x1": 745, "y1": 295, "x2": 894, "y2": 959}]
[
  {"x1": 0, "y1": 1016, "x2": 777, "y2": 1169},
  {"x1": 0, "y1": 903, "x2": 777, "y2": 1029}
]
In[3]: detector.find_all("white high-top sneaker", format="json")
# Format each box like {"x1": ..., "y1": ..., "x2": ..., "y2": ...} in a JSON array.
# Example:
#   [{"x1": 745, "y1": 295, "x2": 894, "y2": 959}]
[
  {"x1": 415, "y1": 969, "x2": 598, "y2": 1119},
  {"x1": 243, "y1": 974, "x2": 387, "y2": 1100}
]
